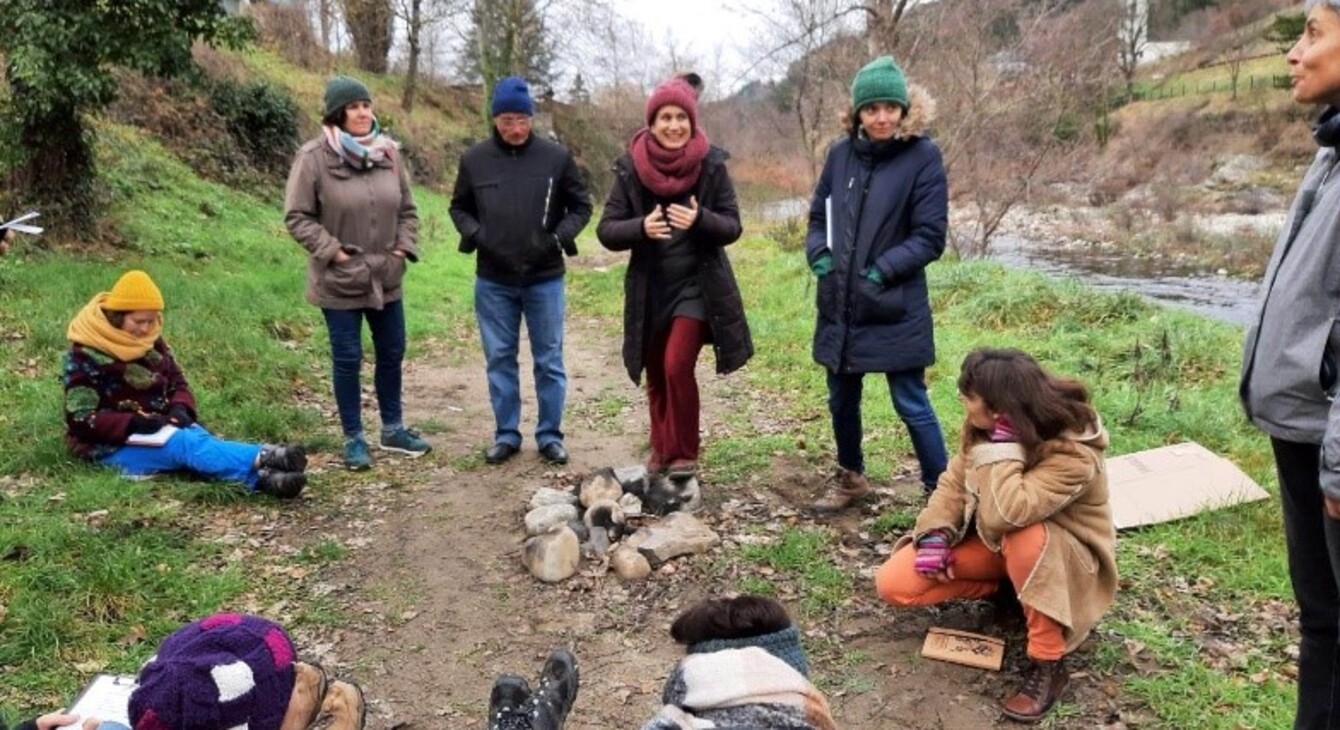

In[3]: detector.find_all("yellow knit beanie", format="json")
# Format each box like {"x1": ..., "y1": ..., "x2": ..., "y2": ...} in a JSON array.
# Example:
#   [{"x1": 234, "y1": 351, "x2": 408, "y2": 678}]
[{"x1": 104, "y1": 270, "x2": 164, "y2": 311}]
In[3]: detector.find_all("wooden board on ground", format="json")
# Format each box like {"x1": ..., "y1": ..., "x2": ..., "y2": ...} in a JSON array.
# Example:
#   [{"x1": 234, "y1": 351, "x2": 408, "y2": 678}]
[
  {"x1": 1106, "y1": 441, "x2": 1271, "y2": 530},
  {"x1": 921, "y1": 627, "x2": 1006, "y2": 671}
]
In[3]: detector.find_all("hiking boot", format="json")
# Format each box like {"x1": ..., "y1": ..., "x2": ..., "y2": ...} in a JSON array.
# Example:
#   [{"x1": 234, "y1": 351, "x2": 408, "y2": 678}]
[
  {"x1": 256, "y1": 469, "x2": 306, "y2": 499},
  {"x1": 527, "y1": 649, "x2": 578, "y2": 730},
  {"x1": 258, "y1": 443, "x2": 308, "y2": 473},
  {"x1": 343, "y1": 436, "x2": 373, "y2": 471},
  {"x1": 1001, "y1": 658, "x2": 1069, "y2": 723},
  {"x1": 281, "y1": 661, "x2": 327, "y2": 728},
  {"x1": 379, "y1": 427, "x2": 431, "y2": 457},
  {"x1": 488, "y1": 674, "x2": 532, "y2": 730},
  {"x1": 811, "y1": 468, "x2": 873, "y2": 513},
  {"x1": 666, "y1": 459, "x2": 697, "y2": 480},
  {"x1": 322, "y1": 679, "x2": 366, "y2": 730}
]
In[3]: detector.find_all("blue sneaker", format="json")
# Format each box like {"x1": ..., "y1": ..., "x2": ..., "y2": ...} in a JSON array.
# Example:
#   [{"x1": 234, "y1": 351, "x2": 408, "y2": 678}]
[
  {"x1": 343, "y1": 436, "x2": 373, "y2": 471},
  {"x1": 379, "y1": 427, "x2": 431, "y2": 457}
]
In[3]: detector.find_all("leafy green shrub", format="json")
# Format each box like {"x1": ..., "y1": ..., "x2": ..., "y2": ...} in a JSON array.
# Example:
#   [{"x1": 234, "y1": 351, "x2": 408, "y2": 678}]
[
  {"x1": 208, "y1": 78, "x2": 299, "y2": 177},
  {"x1": 764, "y1": 215, "x2": 807, "y2": 252}
]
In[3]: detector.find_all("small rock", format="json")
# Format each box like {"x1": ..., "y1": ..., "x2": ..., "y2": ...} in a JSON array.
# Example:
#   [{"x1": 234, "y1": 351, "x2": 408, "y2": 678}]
[
  {"x1": 631, "y1": 512, "x2": 720, "y2": 565},
  {"x1": 525, "y1": 503, "x2": 579, "y2": 536},
  {"x1": 580, "y1": 468, "x2": 624, "y2": 508},
  {"x1": 530, "y1": 487, "x2": 579, "y2": 510},
  {"x1": 523, "y1": 525, "x2": 581, "y2": 583},
  {"x1": 610, "y1": 544, "x2": 651, "y2": 582},
  {"x1": 566, "y1": 518, "x2": 589, "y2": 543},
  {"x1": 584, "y1": 499, "x2": 627, "y2": 540},
  {"x1": 618, "y1": 492, "x2": 644, "y2": 517},
  {"x1": 588, "y1": 525, "x2": 611, "y2": 558},
  {"x1": 613, "y1": 464, "x2": 648, "y2": 494}
]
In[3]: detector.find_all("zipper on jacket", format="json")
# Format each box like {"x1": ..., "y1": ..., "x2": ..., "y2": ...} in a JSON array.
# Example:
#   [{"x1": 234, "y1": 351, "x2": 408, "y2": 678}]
[{"x1": 542, "y1": 176, "x2": 553, "y2": 228}]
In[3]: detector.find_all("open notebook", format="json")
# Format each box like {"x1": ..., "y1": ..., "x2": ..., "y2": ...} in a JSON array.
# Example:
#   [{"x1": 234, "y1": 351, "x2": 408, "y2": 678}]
[
  {"x1": 58, "y1": 673, "x2": 136, "y2": 728},
  {"x1": 126, "y1": 424, "x2": 178, "y2": 447}
]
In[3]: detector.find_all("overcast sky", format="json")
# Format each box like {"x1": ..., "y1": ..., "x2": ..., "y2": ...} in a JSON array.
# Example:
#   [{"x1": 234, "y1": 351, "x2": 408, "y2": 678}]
[{"x1": 616, "y1": 0, "x2": 758, "y2": 88}]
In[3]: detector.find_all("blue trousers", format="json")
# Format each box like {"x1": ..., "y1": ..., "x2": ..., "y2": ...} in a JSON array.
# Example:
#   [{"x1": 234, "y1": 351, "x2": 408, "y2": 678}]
[
  {"x1": 322, "y1": 299, "x2": 406, "y2": 439},
  {"x1": 826, "y1": 368, "x2": 948, "y2": 490},
  {"x1": 474, "y1": 274, "x2": 566, "y2": 448},
  {"x1": 101, "y1": 424, "x2": 262, "y2": 489}
]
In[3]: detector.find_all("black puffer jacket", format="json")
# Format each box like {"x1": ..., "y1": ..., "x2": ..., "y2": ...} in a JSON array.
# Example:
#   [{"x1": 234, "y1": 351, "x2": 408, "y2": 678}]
[
  {"x1": 596, "y1": 147, "x2": 754, "y2": 384},
  {"x1": 449, "y1": 130, "x2": 593, "y2": 286}
]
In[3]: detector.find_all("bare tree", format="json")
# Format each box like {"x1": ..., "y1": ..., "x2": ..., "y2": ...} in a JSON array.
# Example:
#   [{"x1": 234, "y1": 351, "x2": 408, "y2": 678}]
[
  {"x1": 862, "y1": 0, "x2": 912, "y2": 55},
  {"x1": 1116, "y1": 0, "x2": 1147, "y2": 97},
  {"x1": 343, "y1": 0, "x2": 393, "y2": 72},
  {"x1": 393, "y1": 0, "x2": 462, "y2": 110}
]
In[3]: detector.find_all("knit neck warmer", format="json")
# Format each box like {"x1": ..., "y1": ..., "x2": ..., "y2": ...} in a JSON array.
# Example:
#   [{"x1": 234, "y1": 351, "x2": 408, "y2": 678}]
[
  {"x1": 688, "y1": 625, "x2": 810, "y2": 678},
  {"x1": 1315, "y1": 107, "x2": 1340, "y2": 148},
  {"x1": 324, "y1": 120, "x2": 395, "y2": 170},
  {"x1": 67, "y1": 293, "x2": 160, "y2": 362},
  {"x1": 853, "y1": 127, "x2": 906, "y2": 161},
  {"x1": 629, "y1": 127, "x2": 710, "y2": 198}
]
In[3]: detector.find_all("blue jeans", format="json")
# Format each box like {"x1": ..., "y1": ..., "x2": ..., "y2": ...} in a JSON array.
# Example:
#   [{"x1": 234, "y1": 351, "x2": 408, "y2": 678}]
[
  {"x1": 322, "y1": 299, "x2": 406, "y2": 439},
  {"x1": 1273, "y1": 438, "x2": 1340, "y2": 730},
  {"x1": 475, "y1": 275, "x2": 566, "y2": 448},
  {"x1": 826, "y1": 368, "x2": 948, "y2": 490},
  {"x1": 102, "y1": 424, "x2": 263, "y2": 489}
]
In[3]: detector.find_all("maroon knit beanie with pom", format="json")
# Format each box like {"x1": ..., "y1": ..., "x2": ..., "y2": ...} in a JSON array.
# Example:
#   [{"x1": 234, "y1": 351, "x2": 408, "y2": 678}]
[{"x1": 645, "y1": 78, "x2": 700, "y2": 132}]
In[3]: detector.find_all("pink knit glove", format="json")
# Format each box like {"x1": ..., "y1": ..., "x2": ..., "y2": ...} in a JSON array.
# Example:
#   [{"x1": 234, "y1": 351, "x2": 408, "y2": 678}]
[
  {"x1": 914, "y1": 530, "x2": 954, "y2": 575},
  {"x1": 990, "y1": 414, "x2": 1019, "y2": 442}
]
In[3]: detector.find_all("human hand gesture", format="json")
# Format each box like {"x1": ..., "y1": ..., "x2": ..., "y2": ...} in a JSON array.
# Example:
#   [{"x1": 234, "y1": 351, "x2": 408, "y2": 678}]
[
  {"x1": 129, "y1": 413, "x2": 167, "y2": 434},
  {"x1": 666, "y1": 196, "x2": 699, "y2": 230},
  {"x1": 1326, "y1": 495, "x2": 1340, "y2": 520},
  {"x1": 332, "y1": 249, "x2": 352, "y2": 264},
  {"x1": 914, "y1": 530, "x2": 955, "y2": 581},
  {"x1": 0, "y1": 228, "x2": 13, "y2": 256},
  {"x1": 643, "y1": 205, "x2": 672, "y2": 240},
  {"x1": 34, "y1": 712, "x2": 80, "y2": 730},
  {"x1": 168, "y1": 404, "x2": 195, "y2": 427}
]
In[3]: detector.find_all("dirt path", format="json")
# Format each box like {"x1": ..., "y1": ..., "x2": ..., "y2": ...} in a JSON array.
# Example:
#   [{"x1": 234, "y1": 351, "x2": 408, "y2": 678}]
[{"x1": 299, "y1": 290, "x2": 1123, "y2": 729}]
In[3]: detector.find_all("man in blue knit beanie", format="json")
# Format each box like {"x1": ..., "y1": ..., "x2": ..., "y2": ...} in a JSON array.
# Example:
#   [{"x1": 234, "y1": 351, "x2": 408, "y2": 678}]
[{"x1": 450, "y1": 76, "x2": 592, "y2": 468}]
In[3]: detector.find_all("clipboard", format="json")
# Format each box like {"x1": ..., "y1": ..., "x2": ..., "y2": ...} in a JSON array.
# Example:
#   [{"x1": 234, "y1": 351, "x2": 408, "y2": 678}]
[{"x1": 58, "y1": 673, "x2": 137, "y2": 728}]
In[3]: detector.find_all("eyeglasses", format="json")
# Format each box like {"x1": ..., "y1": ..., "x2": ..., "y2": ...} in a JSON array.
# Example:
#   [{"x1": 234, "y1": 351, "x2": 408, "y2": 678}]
[{"x1": 496, "y1": 115, "x2": 532, "y2": 128}]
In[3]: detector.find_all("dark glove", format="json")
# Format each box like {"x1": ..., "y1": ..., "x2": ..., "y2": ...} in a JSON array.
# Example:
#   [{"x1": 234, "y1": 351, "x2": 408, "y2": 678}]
[
  {"x1": 167, "y1": 404, "x2": 195, "y2": 427},
  {"x1": 862, "y1": 266, "x2": 885, "y2": 286},
  {"x1": 554, "y1": 233, "x2": 578, "y2": 258},
  {"x1": 128, "y1": 413, "x2": 167, "y2": 434},
  {"x1": 810, "y1": 253, "x2": 833, "y2": 278}
]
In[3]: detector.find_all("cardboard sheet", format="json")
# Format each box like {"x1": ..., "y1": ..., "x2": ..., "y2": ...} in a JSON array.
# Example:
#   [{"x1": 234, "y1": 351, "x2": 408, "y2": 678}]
[
  {"x1": 921, "y1": 627, "x2": 1006, "y2": 670},
  {"x1": 1106, "y1": 441, "x2": 1270, "y2": 530}
]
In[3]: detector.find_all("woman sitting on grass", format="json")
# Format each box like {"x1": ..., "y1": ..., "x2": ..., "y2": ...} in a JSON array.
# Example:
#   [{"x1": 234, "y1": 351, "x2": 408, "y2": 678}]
[
  {"x1": 875, "y1": 347, "x2": 1117, "y2": 723},
  {"x1": 62, "y1": 270, "x2": 308, "y2": 498}
]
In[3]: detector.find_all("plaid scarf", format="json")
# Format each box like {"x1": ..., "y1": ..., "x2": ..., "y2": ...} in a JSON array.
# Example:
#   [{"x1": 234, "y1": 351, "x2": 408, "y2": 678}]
[
  {"x1": 323, "y1": 120, "x2": 396, "y2": 170},
  {"x1": 641, "y1": 647, "x2": 837, "y2": 730}
]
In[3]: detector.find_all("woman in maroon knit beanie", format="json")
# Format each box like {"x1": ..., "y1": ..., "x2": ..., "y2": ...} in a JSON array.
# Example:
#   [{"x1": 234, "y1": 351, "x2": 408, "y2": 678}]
[{"x1": 596, "y1": 74, "x2": 753, "y2": 482}]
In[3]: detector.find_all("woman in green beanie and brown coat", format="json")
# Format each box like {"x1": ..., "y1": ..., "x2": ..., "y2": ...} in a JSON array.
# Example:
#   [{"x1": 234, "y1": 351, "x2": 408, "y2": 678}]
[{"x1": 284, "y1": 75, "x2": 430, "y2": 471}]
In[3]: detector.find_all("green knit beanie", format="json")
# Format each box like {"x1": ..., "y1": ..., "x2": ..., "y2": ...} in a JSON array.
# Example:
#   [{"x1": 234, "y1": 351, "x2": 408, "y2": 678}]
[
  {"x1": 323, "y1": 75, "x2": 372, "y2": 119},
  {"x1": 851, "y1": 56, "x2": 909, "y2": 113}
]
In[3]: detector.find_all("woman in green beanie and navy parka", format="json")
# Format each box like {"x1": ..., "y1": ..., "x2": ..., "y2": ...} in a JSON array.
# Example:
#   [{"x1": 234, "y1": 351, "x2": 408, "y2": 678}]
[
  {"x1": 284, "y1": 75, "x2": 430, "y2": 471},
  {"x1": 806, "y1": 56, "x2": 950, "y2": 514}
]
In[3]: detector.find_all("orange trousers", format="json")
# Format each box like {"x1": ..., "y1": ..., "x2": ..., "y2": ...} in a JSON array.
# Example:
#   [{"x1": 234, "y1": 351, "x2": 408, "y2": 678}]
[{"x1": 874, "y1": 523, "x2": 1066, "y2": 661}]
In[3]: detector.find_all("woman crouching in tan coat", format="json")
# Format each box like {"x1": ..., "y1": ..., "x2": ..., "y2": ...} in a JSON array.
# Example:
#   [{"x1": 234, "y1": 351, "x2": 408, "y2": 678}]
[{"x1": 875, "y1": 347, "x2": 1117, "y2": 723}]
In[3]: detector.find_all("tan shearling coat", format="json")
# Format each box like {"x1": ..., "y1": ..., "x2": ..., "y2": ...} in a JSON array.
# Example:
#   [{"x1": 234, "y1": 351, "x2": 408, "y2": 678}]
[
  {"x1": 284, "y1": 137, "x2": 419, "y2": 310},
  {"x1": 898, "y1": 423, "x2": 1118, "y2": 652}
]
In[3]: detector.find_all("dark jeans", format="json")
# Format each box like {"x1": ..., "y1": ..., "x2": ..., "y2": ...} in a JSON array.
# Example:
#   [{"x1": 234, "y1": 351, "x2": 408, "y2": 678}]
[
  {"x1": 322, "y1": 299, "x2": 406, "y2": 439},
  {"x1": 826, "y1": 368, "x2": 948, "y2": 490},
  {"x1": 1273, "y1": 437, "x2": 1340, "y2": 730}
]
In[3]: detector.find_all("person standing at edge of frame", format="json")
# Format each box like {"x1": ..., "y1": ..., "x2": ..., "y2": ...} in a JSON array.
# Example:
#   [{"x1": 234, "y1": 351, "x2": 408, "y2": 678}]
[
  {"x1": 805, "y1": 56, "x2": 950, "y2": 513},
  {"x1": 450, "y1": 76, "x2": 593, "y2": 467},
  {"x1": 1242, "y1": 3, "x2": 1340, "y2": 728}
]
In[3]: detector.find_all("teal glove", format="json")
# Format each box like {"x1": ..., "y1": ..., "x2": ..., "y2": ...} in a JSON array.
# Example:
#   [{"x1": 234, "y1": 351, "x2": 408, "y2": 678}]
[
  {"x1": 810, "y1": 253, "x2": 833, "y2": 277},
  {"x1": 863, "y1": 267, "x2": 885, "y2": 286}
]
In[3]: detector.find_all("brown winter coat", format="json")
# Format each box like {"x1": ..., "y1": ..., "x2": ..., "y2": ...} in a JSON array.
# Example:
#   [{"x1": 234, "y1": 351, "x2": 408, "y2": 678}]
[
  {"x1": 283, "y1": 137, "x2": 419, "y2": 310},
  {"x1": 596, "y1": 146, "x2": 753, "y2": 384},
  {"x1": 898, "y1": 423, "x2": 1118, "y2": 652}
]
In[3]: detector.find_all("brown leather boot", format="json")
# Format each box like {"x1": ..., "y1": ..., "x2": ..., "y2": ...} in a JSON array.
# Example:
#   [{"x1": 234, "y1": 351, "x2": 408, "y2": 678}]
[
  {"x1": 279, "y1": 662, "x2": 327, "y2": 730},
  {"x1": 811, "y1": 468, "x2": 873, "y2": 513},
  {"x1": 1001, "y1": 658, "x2": 1069, "y2": 723},
  {"x1": 322, "y1": 679, "x2": 366, "y2": 730}
]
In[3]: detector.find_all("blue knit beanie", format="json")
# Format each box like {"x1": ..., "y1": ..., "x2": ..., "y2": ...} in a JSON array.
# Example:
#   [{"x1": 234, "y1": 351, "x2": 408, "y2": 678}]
[
  {"x1": 689, "y1": 625, "x2": 810, "y2": 677},
  {"x1": 491, "y1": 76, "x2": 535, "y2": 117}
]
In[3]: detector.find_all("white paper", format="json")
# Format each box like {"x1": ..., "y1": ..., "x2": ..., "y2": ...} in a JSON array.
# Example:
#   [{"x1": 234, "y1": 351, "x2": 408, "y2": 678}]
[
  {"x1": 59, "y1": 674, "x2": 136, "y2": 729},
  {"x1": 0, "y1": 210, "x2": 42, "y2": 235},
  {"x1": 126, "y1": 424, "x2": 179, "y2": 447},
  {"x1": 824, "y1": 197, "x2": 833, "y2": 250}
]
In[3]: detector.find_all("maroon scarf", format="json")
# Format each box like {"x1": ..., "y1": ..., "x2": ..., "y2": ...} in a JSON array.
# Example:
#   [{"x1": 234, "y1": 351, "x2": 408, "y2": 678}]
[{"x1": 629, "y1": 128, "x2": 711, "y2": 198}]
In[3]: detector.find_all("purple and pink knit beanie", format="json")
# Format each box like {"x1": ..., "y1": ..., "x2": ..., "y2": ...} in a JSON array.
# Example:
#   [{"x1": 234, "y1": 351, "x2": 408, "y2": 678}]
[{"x1": 129, "y1": 613, "x2": 296, "y2": 730}]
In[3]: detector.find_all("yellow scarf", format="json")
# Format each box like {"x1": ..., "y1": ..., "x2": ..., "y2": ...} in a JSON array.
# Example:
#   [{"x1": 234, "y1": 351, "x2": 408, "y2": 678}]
[{"x1": 66, "y1": 293, "x2": 162, "y2": 362}]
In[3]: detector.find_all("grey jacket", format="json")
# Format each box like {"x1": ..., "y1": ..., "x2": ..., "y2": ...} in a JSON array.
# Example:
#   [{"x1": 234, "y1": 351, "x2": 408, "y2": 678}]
[
  {"x1": 1241, "y1": 109, "x2": 1340, "y2": 496},
  {"x1": 284, "y1": 137, "x2": 419, "y2": 310}
]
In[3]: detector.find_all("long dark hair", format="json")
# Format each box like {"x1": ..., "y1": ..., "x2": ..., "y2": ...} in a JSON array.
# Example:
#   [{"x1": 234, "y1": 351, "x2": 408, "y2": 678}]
[
  {"x1": 669, "y1": 595, "x2": 792, "y2": 646},
  {"x1": 957, "y1": 348, "x2": 1097, "y2": 467}
]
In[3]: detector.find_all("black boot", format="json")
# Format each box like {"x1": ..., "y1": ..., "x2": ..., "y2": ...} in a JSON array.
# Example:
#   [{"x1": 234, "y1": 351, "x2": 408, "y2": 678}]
[
  {"x1": 526, "y1": 649, "x2": 578, "y2": 730},
  {"x1": 256, "y1": 469, "x2": 306, "y2": 499},
  {"x1": 488, "y1": 674, "x2": 532, "y2": 730},
  {"x1": 258, "y1": 443, "x2": 308, "y2": 473}
]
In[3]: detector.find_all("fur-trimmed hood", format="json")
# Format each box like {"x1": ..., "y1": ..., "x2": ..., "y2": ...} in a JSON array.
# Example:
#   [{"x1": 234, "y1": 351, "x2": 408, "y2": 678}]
[{"x1": 846, "y1": 82, "x2": 937, "y2": 140}]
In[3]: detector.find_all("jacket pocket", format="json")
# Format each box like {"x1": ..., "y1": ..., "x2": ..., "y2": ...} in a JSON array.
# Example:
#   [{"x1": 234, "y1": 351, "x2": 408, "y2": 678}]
[
  {"x1": 852, "y1": 275, "x2": 906, "y2": 324},
  {"x1": 384, "y1": 253, "x2": 407, "y2": 292},
  {"x1": 326, "y1": 256, "x2": 372, "y2": 297},
  {"x1": 816, "y1": 274, "x2": 839, "y2": 321}
]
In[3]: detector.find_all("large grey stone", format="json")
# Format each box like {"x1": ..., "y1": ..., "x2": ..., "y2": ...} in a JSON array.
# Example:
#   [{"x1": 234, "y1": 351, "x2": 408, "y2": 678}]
[
  {"x1": 643, "y1": 475, "x2": 702, "y2": 515},
  {"x1": 522, "y1": 525, "x2": 580, "y2": 583},
  {"x1": 610, "y1": 543, "x2": 651, "y2": 582},
  {"x1": 580, "y1": 468, "x2": 624, "y2": 508},
  {"x1": 613, "y1": 464, "x2": 649, "y2": 494},
  {"x1": 525, "y1": 503, "x2": 579, "y2": 536},
  {"x1": 630, "y1": 512, "x2": 720, "y2": 565},
  {"x1": 529, "y1": 486, "x2": 579, "y2": 510}
]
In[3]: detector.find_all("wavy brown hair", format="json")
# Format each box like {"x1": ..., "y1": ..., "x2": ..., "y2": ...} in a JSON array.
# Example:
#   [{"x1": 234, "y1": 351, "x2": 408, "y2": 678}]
[
  {"x1": 956, "y1": 348, "x2": 1097, "y2": 467},
  {"x1": 669, "y1": 595, "x2": 793, "y2": 646}
]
